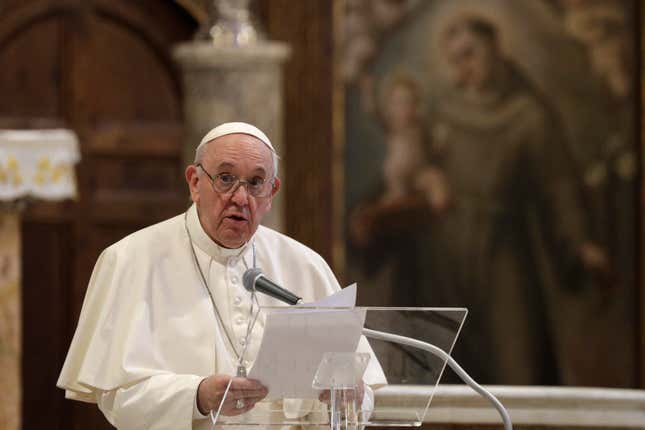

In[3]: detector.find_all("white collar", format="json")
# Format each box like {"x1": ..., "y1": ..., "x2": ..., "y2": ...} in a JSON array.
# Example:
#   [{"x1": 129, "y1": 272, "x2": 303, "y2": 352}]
[{"x1": 186, "y1": 203, "x2": 251, "y2": 262}]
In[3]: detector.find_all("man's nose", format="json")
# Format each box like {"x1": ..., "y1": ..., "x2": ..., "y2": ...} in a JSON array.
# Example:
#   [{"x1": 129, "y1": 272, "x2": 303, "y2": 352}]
[{"x1": 229, "y1": 182, "x2": 250, "y2": 205}]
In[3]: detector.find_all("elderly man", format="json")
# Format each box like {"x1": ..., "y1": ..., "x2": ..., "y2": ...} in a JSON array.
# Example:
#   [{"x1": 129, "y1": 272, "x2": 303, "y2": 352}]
[{"x1": 57, "y1": 122, "x2": 383, "y2": 429}]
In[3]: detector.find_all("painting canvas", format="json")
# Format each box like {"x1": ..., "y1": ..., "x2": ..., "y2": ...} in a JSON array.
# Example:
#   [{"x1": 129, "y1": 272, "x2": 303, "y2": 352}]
[{"x1": 340, "y1": 0, "x2": 637, "y2": 386}]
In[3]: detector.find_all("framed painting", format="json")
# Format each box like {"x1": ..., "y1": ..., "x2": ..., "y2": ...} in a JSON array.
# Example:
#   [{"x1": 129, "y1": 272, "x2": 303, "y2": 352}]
[{"x1": 335, "y1": 0, "x2": 641, "y2": 387}]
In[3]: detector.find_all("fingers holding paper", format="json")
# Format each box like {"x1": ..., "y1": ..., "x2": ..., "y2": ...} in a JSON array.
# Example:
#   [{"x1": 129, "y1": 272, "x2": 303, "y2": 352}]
[
  {"x1": 197, "y1": 374, "x2": 269, "y2": 416},
  {"x1": 318, "y1": 381, "x2": 365, "y2": 405}
]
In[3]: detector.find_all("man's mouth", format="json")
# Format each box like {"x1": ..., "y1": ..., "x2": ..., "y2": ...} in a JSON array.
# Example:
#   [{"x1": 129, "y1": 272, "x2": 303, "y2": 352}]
[{"x1": 226, "y1": 214, "x2": 248, "y2": 222}]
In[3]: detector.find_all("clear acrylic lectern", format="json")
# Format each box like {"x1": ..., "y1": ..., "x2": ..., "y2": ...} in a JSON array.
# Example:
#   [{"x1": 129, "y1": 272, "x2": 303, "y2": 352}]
[{"x1": 211, "y1": 307, "x2": 467, "y2": 428}]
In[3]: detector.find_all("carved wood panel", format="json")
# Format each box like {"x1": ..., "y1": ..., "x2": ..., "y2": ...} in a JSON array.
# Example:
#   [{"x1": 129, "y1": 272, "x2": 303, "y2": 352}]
[{"x1": 0, "y1": 1, "x2": 197, "y2": 428}]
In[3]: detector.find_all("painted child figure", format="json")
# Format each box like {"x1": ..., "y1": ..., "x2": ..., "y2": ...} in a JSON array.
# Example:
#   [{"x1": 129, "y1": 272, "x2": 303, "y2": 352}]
[{"x1": 380, "y1": 74, "x2": 449, "y2": 211}]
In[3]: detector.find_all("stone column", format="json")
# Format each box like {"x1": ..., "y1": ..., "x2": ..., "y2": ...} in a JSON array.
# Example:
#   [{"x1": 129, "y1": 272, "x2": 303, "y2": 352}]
[
  {"x1": 173, "y1": 42, "x2": 290, "y2": 232},
  {"x1": 0, "y1": 211, "x2": 20, "y2": 430}
]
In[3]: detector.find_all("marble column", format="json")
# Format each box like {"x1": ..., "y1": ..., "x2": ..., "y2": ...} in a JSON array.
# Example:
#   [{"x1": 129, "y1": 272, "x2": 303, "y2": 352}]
[
  {"x1": 0, "y1": 211, "x2": 20, "y2": 430},
  {"x1": 173, "y1": 42, "x2": 290, "y2": 232}
]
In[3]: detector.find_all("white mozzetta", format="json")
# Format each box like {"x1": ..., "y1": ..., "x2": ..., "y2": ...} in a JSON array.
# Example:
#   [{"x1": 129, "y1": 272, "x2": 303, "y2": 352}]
[
  {"x1": 374, "y1": 384, "x2": 645, "y2": 427},
  {"x1": 0, "y1": 129, "x2": 80, "y2": 201},
  {"x1": 58, "y1": 204, "x2": 386, "y2": 429}
]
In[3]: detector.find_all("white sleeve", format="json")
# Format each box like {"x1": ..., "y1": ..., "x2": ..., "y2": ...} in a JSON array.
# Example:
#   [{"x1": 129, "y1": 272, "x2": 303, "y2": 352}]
[
  {"x1": 96, "y1": 374, "x2": 204, "y2": 430},
  {"x1": 193, "y1": 381, "x2": 210, "y2": 420},
  {"x1": 357, "y1": 336, "x2": 388, "y2": 387}
]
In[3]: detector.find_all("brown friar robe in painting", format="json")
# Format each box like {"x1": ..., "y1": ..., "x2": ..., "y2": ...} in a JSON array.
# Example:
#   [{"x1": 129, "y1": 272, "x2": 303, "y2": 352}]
[
  {"x1": 417, "y1": 61, "x2": 592, "y2": 385},
  {"x1": 558, "y1": 93, "x2": 637, "y2": 387}
]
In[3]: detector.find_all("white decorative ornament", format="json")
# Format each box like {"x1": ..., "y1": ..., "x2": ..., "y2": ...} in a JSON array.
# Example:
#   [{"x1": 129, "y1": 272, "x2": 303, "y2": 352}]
[{"x1": 0, "y1": 129, "x2": 81, "y2": 201}]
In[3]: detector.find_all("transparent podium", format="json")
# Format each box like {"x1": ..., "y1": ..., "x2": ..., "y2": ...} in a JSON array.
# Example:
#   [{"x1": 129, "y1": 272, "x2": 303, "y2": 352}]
[{"x1": 211, "y1": 306, "x2": 467, "y2": 429}]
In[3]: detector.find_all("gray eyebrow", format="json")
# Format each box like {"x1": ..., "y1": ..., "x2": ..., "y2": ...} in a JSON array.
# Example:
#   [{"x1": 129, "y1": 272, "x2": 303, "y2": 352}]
[{"x1": 213, "y1": 162, "x2": 268, "y2": 176}]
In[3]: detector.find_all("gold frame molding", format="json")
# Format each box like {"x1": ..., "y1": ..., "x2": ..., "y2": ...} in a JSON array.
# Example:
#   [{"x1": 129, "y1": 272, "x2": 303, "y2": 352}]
[
  {"x1": 639, "y1": 0, "x2": 644, "y2": 389},
  {"x1": 332, "y1": 0, "x2": 346, "y2": 280}
]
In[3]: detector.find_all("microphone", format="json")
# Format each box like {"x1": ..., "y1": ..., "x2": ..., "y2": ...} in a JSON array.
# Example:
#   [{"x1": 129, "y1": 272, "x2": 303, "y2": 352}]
[{"x1": 242, "y1": 268, "x2": 302, "y2": 305}]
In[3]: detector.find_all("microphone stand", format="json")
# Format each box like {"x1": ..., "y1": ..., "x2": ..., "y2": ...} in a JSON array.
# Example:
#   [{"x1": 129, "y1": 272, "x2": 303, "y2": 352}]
[{"x1": 361, "y1": 327, "x2": 512, "y2": 430}]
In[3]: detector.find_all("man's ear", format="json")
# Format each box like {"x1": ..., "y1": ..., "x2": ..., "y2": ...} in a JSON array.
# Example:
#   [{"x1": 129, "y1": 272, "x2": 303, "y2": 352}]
[
  {"x1": 185, "y1": 164, "x2": 200, "y2": 203},
  {"x1": 270, "y1": 177, "x2": 281, "y2": 197}
]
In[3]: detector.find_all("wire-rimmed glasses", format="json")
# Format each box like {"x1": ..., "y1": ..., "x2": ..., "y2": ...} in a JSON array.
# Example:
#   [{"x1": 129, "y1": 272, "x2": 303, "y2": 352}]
[{"x1": 196, "y1": 163, "x2": 275, "y2": 198}]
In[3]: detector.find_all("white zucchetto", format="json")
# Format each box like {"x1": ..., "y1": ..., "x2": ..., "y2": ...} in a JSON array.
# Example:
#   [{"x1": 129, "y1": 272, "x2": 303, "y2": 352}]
[{"x1": 197, "y1": 122, "x2": 275, "y2": 153}]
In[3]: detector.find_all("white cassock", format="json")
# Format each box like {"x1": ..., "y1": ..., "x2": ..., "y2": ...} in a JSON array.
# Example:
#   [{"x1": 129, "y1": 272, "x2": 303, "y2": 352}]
[{"x1": 57, "y1": 204, "x2": 386, "y2": 429}]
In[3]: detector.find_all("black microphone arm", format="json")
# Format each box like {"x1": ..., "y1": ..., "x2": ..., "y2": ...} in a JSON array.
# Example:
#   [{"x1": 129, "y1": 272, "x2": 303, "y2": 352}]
[{"x1": 242, "y1": 268, "x2": 303, "y2": 305}]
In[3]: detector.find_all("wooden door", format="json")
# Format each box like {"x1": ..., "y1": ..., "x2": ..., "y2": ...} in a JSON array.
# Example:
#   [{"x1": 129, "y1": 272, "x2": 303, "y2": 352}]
[{"x1": 0, "y1": 1, "x2": 197, "y2": 428}]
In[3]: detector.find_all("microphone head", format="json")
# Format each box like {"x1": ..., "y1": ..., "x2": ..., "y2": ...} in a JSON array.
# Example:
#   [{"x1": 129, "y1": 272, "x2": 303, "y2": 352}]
[{"x1": 242, "y1": 267, "x2": 263, "y2": 292}]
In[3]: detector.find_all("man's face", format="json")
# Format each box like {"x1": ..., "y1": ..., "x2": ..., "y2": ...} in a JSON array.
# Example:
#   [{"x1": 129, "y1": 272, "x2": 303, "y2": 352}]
[
  {"x1": 185, "y1": 133, "x2": 280, "y2": 248},
  {"x1": 443, "y1": 26, "x2": 497, "y2": 91}
]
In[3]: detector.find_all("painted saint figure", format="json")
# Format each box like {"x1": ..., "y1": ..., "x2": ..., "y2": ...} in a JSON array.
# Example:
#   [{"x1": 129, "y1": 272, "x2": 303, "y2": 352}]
[{"x1": 415, "y1": 14, "x2": 610, "y2": 384}]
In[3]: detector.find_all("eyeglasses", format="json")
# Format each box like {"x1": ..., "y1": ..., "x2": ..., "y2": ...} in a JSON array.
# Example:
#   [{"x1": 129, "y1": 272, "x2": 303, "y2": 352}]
[{"x1": 196, "y1": 163, "x2": 275, "y2": 198}]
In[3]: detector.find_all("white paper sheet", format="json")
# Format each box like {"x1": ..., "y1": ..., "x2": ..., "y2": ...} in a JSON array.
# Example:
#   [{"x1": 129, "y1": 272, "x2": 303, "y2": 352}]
[
  {"x1": 297, "y1": 283, "x2": 357, "y2": 308},
  {"x1": 247, "y1": 284, "x2": 364, "y2": 400}
]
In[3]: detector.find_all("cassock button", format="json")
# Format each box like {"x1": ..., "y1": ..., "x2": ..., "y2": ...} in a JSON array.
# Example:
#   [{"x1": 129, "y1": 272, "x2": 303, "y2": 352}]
[
  {"x1": 239, "y1": 337, "x2": 247, "y2": 346},
  {"x1": 236, "y1": 316, "x2": 245, "y2": 325},
  {"x1": 233, "y1": 296, "x2": 242, "y2": 306},
  {"x1": 231, "y1": 276, "x2": 238, "y2": 284},
  {"x1": 229, "y1": 258, "x2": 237, "y2": 267}
]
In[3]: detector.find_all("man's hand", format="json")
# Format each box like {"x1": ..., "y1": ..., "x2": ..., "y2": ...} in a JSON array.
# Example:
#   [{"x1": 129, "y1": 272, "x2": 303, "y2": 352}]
[
  {"x1": 579, "y1": 241, "x2": 614, "y2": 289},
  {"x1": 318, "y1": 382, "x2": 365, "y2": 407},
  {"x1": 579, "y1": 242, "x2": 609, "y2": 272},
  {"x1": 415, "y1": 166, "x2": 450, "y2": 214},
  {"x1": 197, "y1": 374, "x2": 268, "y2": 416}
]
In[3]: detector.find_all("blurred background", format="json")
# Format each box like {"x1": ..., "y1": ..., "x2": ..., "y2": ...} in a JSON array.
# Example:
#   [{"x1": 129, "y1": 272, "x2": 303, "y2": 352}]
[{"x1": 0, "y1": 0, "x2": 642, "y2": 428}]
